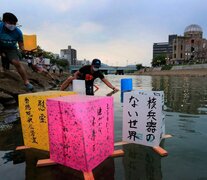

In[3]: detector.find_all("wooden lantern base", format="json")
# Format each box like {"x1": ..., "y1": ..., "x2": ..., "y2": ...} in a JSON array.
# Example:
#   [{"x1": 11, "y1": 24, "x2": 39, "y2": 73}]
[
  {"x1": 36, "y1": 149, "x2": 124, "y2": 167},
  {"x1": 36, "y1": 149, "x2": 124, "y2": 180},
  {"x1": 114, "y1": 134, "x2": 172, "y2": 156},
  {"x1": 15, "y1": 134, "x2": 172, "y2": 180}
]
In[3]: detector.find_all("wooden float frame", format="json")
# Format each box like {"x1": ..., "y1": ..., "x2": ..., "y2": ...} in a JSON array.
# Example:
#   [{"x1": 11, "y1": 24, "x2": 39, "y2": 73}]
[
  {"x1": 36, "y1": 149, "x2": 124, "y2": 180},
  {"x1": 15, "y1": 134, "x2": 172, "y2": 180}
]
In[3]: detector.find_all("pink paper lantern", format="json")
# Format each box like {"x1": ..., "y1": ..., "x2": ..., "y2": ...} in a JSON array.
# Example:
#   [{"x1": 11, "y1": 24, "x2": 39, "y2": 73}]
[{"x1": 46, "y1": 95, "x2": 114, "y2": 172}]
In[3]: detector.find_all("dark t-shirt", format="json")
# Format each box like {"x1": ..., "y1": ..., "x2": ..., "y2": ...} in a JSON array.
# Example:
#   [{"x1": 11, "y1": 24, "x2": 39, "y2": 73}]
[
  {"x1": 79, "y1": 65, "x2": 104, "y2": 85},
  {"x1": 78, "y1": 65, "x2": 104, "y2": 95}
]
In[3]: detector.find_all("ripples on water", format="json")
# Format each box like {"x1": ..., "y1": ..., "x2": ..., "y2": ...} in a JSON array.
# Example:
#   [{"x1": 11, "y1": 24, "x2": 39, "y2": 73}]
[{"x1": 0, "y1": 75, "x2": 207, "y2": 180}]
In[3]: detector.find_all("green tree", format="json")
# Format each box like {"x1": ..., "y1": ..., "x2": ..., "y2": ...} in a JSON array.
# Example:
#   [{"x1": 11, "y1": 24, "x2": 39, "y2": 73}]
[
  {"x1": 56, "y1": 59, "x2": 69, "y2": 68},
  {"x1": 136, "y1": 64, "x2": 143, "y2": 70},
  {"x1": 152, "y1": 54, "x2": 167, "y2": 67},
  {"x1": 30, "y1": 45, "x2": 69, "y2": 69}
]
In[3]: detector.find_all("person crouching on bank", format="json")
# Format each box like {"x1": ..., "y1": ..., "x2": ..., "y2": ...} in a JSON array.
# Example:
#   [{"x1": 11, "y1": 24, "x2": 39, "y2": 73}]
[{"x1": 60, "y1": 59, "x2": 119, "y2": 95}]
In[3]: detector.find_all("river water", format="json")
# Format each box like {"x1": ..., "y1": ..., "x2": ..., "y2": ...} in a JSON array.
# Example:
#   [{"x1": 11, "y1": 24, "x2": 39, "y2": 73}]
[{"x1": 0, "y1": 75, "x2": 207, "y2": 180}]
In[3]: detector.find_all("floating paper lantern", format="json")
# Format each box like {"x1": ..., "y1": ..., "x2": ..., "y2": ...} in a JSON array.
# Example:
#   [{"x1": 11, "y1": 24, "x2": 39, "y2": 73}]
[
  {"x1": 123, "y1": 90, "x2": 165, "y2": 147},
  {"x1": 72, "y1": 80, "x2": 86, "y2": 95},
  {"x1": 18, "y1": 91, "x2": 76, "y2": 151},
  {"x1": 47, "y1": 95, "x2": 114, "y2": 172}
]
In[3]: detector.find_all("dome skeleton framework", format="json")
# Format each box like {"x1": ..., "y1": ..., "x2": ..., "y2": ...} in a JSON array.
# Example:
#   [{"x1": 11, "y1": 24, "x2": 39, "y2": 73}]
[{"x1": 184, "y1": 24, "x2": 203, "y2": 33}]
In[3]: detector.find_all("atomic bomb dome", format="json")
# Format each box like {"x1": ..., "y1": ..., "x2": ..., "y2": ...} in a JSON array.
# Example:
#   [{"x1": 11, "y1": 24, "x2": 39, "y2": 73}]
[
  {"x1": 153, "y1": 24, "x2": 207, "y2": 65},
  {"x1": 184, "y1": 24, "x2": 203, "y2": 33},
  {"x1": 184, "y1": 24, "x2": 203, "y2": 38}
]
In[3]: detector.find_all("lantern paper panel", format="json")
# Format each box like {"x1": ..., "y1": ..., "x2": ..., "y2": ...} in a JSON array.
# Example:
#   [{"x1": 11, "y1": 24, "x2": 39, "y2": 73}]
[
  {"x1": 47, "y1": 95, "x2": 114, "y2": 172},
  {"x1": 23, "y1": 34, "x2": 37, "y2": 51},
  {"x1": 18, "y1": 91, "x2": 76, "y2": 151},
  {"x1": 123, "y1": 90, "x2": 164, "y2": 147}
]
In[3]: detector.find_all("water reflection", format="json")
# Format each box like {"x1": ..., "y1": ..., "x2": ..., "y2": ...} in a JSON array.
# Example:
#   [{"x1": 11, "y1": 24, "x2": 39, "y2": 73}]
[
  {"x1": 133, "y1": 75, "x2": 152, "y2": 91},
  {"x1": 0, "y1": 119, "x2": 23, "y2": 151},
  {"x1": 151, "y1": 76, "x2": 207, "y2": 114},
  {"x1": 178, "y1": 114, "x2": 199, "y2": 134},
  {"x1": 1, "y1": 147, "x2": 115, "y2": 180},
  {"x1": 123, "y1": 143, "x2": 162, "y2": 180},
  {"x1": 23, "y1": 148, "x2": 85, "y2": 180}
]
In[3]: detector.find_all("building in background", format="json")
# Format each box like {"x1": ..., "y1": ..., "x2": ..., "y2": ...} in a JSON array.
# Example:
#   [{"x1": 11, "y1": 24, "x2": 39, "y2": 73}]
[
  {"x1": 153, "y1": 24, "x2": 207, "y2": 65},
  {"x1": 60, "y1": 45, "x2": 77, "y2": 65},
  {"x1": 171, "y1": 24, "x2": 207, "y2": 64},
  {"x1": 76, "y1": 59, "x2": 91, "y2": 66},
  {"x1": 153, "y1": 35, "x2": 177, "y2": 63}
]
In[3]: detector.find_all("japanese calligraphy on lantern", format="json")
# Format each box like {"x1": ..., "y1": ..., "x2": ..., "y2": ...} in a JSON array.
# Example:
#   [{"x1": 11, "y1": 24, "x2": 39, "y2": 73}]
[
  {"x1": 18, "y1": 91, "x2": 76, "y2": 151},
  {"x1": 46, "y1": 95, "x2": 114, "y2": 172},
  {"x1": 123, "y1": 90, "x2": 165, "y2": 147}
]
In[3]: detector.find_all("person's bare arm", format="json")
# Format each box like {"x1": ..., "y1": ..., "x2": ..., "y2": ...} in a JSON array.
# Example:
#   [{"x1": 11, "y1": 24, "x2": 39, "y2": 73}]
[
  {"x1": 101, "y1": 78, "x2": 119, "y2": 91},
  {"x1": 73, "y1": 70, "x2": 81, "y2": 79},
  {"x1": 60, "y1": 71, "x2": 81, "y2": 91},
  {"x1": 60, "y1": 76, "x2": 74, "y2": 90},
  {"x1": 18, "y1": 41, "x2": 30, "y2": 56},
  {"x1": 18, "y1": 42, "x2": 25, "y2": 51}
]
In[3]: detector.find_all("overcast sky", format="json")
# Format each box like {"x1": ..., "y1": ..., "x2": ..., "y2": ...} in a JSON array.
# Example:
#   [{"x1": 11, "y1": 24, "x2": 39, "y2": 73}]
[{"x1": 1, "y1": 0, "x2": 207, "y2": 66}]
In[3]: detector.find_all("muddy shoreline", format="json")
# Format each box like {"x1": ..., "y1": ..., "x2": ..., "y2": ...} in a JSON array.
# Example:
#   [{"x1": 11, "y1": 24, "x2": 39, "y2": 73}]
[{"x1": 0, "y1": 63, "x2": 69, "y2": 107}]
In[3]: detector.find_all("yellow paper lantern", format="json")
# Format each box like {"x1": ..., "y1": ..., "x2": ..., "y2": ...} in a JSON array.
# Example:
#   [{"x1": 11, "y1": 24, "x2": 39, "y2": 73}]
[
  {"x1": 18, "y1": 91, "x2": 76, "y2": 151},
  {"x1": 23, "y1": 34, "x2": 37, "y2": 51}
]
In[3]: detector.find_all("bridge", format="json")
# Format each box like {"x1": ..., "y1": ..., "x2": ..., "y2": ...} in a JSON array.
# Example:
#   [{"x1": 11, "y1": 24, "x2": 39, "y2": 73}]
[{"x1": 69, "y1": 65, "x2": 137, "y2": 75}]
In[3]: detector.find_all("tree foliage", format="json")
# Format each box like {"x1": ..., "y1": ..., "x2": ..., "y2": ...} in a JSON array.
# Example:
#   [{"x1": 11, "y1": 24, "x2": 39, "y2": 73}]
[
  {"x1": 32, "y1": 46, "x2": 68, "y2": 68},
  {"x1": 136, "y1": 64, "x2": 144, "y2": 70},
  {"x1": 152, "y1": 54, "x2": 167, "y2": 67}
]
